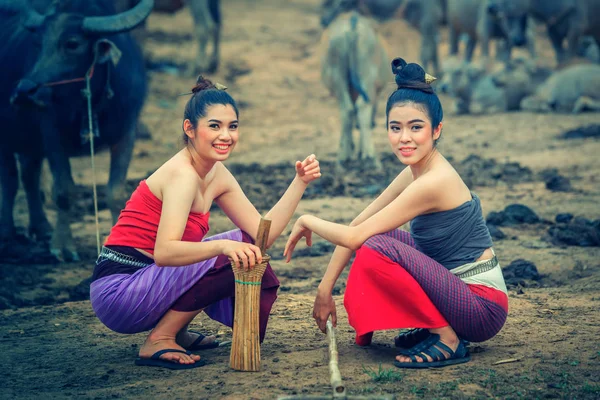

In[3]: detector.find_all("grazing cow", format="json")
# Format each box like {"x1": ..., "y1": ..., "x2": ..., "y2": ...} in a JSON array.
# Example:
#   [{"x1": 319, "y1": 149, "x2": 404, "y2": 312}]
[
  {"x1": 520, "y1": 63, "x2": 600, "y2": 113},
  {"x1": 115, "y1": 0, "x2": 221, "y2": 73},
  {"x1": 0, "y1": 0, "x2": 153, "y2": 261},
  {"x1": 320, "y1": 0, "x2": 390, "y2": 169},
  {"x1": 446, "y1": 0, "x2": 535, "y2": 64}
]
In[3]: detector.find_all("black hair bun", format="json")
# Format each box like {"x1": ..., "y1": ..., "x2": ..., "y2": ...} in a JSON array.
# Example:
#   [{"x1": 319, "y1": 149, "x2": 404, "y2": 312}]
[
  {"x1": 191, "y1": 75, "x2": 216, "y2": 94},
  {"x1": 391, "y1": 57, "x2": 434, "y2": 93}
]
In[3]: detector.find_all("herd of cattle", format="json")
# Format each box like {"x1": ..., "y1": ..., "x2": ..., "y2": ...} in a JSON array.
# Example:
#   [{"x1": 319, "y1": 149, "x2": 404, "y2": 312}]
[
  {"x1": 0, "y1": 0, "x2": 598, "y2": 261},
  {"x1": 320, "y1": 0, "x2": 600, "y2": 167}
]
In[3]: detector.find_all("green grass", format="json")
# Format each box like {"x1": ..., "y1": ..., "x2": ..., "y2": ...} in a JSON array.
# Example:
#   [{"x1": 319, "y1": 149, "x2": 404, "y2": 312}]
[
  {"x1": 582, "y1": 383, "x2": 600, "y2": 394},
  {"x1": 362, "y1": 364, "x2": 403, "y2": 383}
]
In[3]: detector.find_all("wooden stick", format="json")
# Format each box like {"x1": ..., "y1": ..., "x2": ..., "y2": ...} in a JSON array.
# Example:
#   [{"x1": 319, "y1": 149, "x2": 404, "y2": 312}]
[
  {"x1": 256, "y1": 218, "x2": 271, "y2": 255},
  {"x1": 326, "y1": 320, "x2": 345, "y2": 397}
]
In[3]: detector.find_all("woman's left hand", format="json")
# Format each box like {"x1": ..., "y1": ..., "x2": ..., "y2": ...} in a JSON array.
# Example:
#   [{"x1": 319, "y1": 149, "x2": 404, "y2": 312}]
[
  {"x1": 283, "y1": 216, "x2": 312, "y2": 263},
  {"x1": 296, "y1": 154, "x2": 321, "y2": 185}
]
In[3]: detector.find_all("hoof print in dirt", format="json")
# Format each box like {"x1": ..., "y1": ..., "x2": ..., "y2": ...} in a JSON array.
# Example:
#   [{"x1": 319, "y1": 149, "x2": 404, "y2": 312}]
[
  {"x1": 486, "y1": 204, "x2": 540, "y2": 226},
  {"x1": 487, "y1": 224, "x2": 506, "y2": 240},
  {"x1": 502, "y1": 259, "x2": 541, "y2": 287},
  {"x1": 559, "y1": 124, "x2": 600, "y2": 139},
  {"x1": 546, "y1": 217, "x2": 600, "y2": 247},
  {"x1": 539, "y1": 168, "x2": 572, "y2": 192}
]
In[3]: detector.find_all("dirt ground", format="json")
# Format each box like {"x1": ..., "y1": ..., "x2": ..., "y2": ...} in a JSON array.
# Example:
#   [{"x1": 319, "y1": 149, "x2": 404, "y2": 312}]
[{"x1": 1, "y1": 0, "x2": 600, "y2": 399}]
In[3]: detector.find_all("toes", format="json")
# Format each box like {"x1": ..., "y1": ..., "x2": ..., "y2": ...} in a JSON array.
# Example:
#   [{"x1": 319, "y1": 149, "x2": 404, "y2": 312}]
[{"x1": 201, "y1": 334, "x2": 216, "y2": 345}]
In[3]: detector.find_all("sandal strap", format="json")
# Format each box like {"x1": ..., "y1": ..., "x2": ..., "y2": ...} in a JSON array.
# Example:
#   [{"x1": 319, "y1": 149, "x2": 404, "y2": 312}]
[
  {"x1": 432, "y1": 340, "x2": 455, "y2": 358},
  {"x1": 423, "y1": 345, "x2": 446, "y2": 362},
  {"x1": 398, "y1": 333, "x2": 440, "y2": 355},
  {"x1": 151, "y1": 349, "x2": 191, "y2": 359}
]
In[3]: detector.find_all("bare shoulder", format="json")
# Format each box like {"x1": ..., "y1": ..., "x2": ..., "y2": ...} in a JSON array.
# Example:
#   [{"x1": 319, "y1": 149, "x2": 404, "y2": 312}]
[
  {"x1": 423, "y1": 164, "x2": 471, "y2": 210},
  {"x1": 211, "y1": 162, "x2": 238, "y2": 195},
  {"x1": 146, "y1": 155, "x2": 199, "y2": 200}
]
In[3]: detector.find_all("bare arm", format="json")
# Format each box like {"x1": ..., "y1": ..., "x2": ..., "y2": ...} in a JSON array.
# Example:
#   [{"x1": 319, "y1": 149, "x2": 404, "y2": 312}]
[
  {"x1": 306, "y1": 168, "x2": 414, "y2": 332},
  {"x1": 153, "y1": 168, "x2": 234, "y2": 267},
  {"x1": 316, "y1": 167, "x2": 414, "y2": 293},
  {"x1": 216, "y1": 155, "x2": 321, "y2": 248},
  {"x1": 285, "y1": 172, "x2": 439, "y2": 261}
]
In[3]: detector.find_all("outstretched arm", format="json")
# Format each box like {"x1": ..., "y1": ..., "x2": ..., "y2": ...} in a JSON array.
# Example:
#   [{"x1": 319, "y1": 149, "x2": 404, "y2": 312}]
[
  {"x1": 216, "y1": 154, "x2": 321, "y2": 249},
  {"x1": 285, "y1": 172, "x2": 438, "y2": 260},
  {"x1": 263, "y1": 155, "x2": 321, "y2": 247},
  {"x1": 308, "y1": 168, "x2": 415, "y2": 332}
]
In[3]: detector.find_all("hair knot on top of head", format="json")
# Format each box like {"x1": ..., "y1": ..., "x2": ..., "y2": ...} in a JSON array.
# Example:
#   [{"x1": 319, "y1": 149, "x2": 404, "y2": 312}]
[
  {"x1": 185, "y1": 75, "x2": 228, "y2": 96},
  {"x1": 391, "y1": 58, "x2": 436, "y2": 94}
]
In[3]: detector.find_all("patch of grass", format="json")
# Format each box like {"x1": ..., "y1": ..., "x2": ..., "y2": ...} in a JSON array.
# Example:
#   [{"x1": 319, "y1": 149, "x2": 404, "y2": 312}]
[
  {"x1": 582, "y1": 383, "x2": 600, "y2": 394},
  {"x1": 362, "y1": 364, "x2": 403, "y2": 383},
  {"x1": 479, "y1": 368, "x2": 499, "y2": 391},
  {"x1": 409, "y1": 384, "x2": 429, "y2": 398},
  {"x1": 435, "y1": 381, "x2": 459, "y2": 397}
]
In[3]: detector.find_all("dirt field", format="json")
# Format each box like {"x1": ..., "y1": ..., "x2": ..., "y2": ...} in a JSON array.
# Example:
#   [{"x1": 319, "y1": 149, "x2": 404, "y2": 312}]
[{"x1": 1, "y1": 0, "x2": 600, "y2": 399}]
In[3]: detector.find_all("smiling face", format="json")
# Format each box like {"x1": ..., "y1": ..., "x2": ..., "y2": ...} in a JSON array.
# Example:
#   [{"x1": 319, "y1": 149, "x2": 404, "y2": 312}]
[
  {"x1": 387, "y1": 103, "x2": 442, "y2": 165},
  {"x1": 184, "y1": 104, "x2": 239, "y2": 161}
]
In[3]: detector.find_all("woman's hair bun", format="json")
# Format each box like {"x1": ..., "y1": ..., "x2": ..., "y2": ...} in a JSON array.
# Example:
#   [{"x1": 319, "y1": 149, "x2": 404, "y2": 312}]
[
  {"x1": 191, "y1": 75, "x2": 217, "y2": 94},
  {"x1": 390, "y1": 57, "x2": 435, "y2": 93}
]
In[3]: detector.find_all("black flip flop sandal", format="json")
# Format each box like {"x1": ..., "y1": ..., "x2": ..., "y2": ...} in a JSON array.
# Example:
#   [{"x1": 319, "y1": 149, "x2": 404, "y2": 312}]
[
  {"x1": 134, "y1": 349, "x2": 207, "y2": 370},
  {"x1": 186, "y1": 331, "x2": 231, "y2": 351}
]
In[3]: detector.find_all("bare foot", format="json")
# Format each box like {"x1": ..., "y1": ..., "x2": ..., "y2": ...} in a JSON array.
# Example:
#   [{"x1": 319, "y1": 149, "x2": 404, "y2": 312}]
[
  {"x1": 139, "y1": 335, "x2": 201, "y2": 365},
  {"x1": 176, "y1": 330, "x2": 217, "y2": 349},
  {"x1": 395, "y1": 327, "x2": 460, "y2": 364}
]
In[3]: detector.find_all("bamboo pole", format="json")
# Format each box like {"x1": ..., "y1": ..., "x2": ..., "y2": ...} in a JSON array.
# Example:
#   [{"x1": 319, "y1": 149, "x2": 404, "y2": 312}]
[
  {"x1": 276, "y1": 320, "x2": 395, "y2": 400},
  {"x1": 326, "y1": 320, "x2": 345, "y2": 397},
  {"x1": 230, "y1": 217, "x2": 271, "y2": 372}
]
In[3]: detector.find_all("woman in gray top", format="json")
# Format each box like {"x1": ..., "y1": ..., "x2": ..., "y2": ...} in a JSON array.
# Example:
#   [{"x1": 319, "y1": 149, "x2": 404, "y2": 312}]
[{"x1": 284, "y1": 58, "x2": 508, "y2": 369}]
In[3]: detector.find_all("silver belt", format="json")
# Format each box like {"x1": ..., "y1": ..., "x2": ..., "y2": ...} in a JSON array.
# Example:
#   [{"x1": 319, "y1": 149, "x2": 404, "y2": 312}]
[
  {"x1": 454, "y1": 256, "x2": 499, "y2": 279},
  {"x1": 97, "y1": 246, "x2": 152, "y2": 268}
]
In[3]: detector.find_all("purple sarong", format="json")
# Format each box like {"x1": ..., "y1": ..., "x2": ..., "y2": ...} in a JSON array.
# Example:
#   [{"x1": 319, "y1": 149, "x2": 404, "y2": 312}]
[{"x1": 90, "y1": 229, "x2": 279, "y2": 335}]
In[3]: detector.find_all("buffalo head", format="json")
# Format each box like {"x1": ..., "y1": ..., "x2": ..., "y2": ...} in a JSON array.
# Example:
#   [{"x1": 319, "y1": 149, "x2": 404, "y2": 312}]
[
  {"x1": 487, "y1": 0, "x2": 530, "y2": 48},
  {"x1": 3, "y1": 0, "x2": 153, "y2": 107}
]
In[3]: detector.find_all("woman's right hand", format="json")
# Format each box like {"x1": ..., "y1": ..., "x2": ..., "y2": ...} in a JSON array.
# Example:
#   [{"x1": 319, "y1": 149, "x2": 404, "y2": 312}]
[
  {"x1": 313, "y1": 288, "x2": 337, "y2": 333},
  {"x1": 222, "y1": 240, "x2": 262, "y2": 271}
]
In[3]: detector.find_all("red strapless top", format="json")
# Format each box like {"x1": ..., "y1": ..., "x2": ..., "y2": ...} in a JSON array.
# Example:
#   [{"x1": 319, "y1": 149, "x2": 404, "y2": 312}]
[{"x1": 104, "y1": 180, "x2": 210, "y2": 254}]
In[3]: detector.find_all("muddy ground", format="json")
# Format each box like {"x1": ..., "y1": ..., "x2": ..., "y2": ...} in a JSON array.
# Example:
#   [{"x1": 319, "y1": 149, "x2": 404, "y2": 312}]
[{"x1": 1, "y1": 0, "x2": 599, "y2": 399}]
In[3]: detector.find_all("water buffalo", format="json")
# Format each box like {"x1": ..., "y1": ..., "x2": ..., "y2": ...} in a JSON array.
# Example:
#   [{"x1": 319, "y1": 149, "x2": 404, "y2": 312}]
[
  {"x1": 520, "y1": 63, "x2": 600, "y2": 113},
  {"x1": 440, "y1": 57, "x2": 553, "y2": 114},
  {"x1": 490, "y1": 0, "x2": 600, "y2": 64},
  {"x1": 115, "y1": 0, "x2": 221, "y2": 74},
  {"x1": 446, "y1": 0, "x2": 535, "y2": 64},
  {"x1": 348, "y1": 0, "x2": 445, "y2": 76},
  {"x1": 470, "y1": 59, "x2": 553, "y2": 114},
  {"x1": 320, "y1": 0, "x2": 389, "y2": 169},
  {"x1": 0, "y1": 0, "x2": 153, "y2": 261}
]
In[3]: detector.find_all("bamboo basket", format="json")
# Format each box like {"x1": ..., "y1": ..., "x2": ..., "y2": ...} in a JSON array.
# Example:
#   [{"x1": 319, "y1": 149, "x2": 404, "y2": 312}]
[
  {"x1": 230, "y1": 218, "x2": 272, "y2": 372},
  {"x1": 229, "y1": 255, "x2": 269, "y2": 371}
]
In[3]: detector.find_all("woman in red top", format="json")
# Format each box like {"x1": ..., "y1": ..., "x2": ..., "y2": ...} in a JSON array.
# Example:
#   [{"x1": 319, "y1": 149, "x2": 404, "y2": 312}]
[{"x1": 90, "y1": 76, "x2": 321, "y2": 369}]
